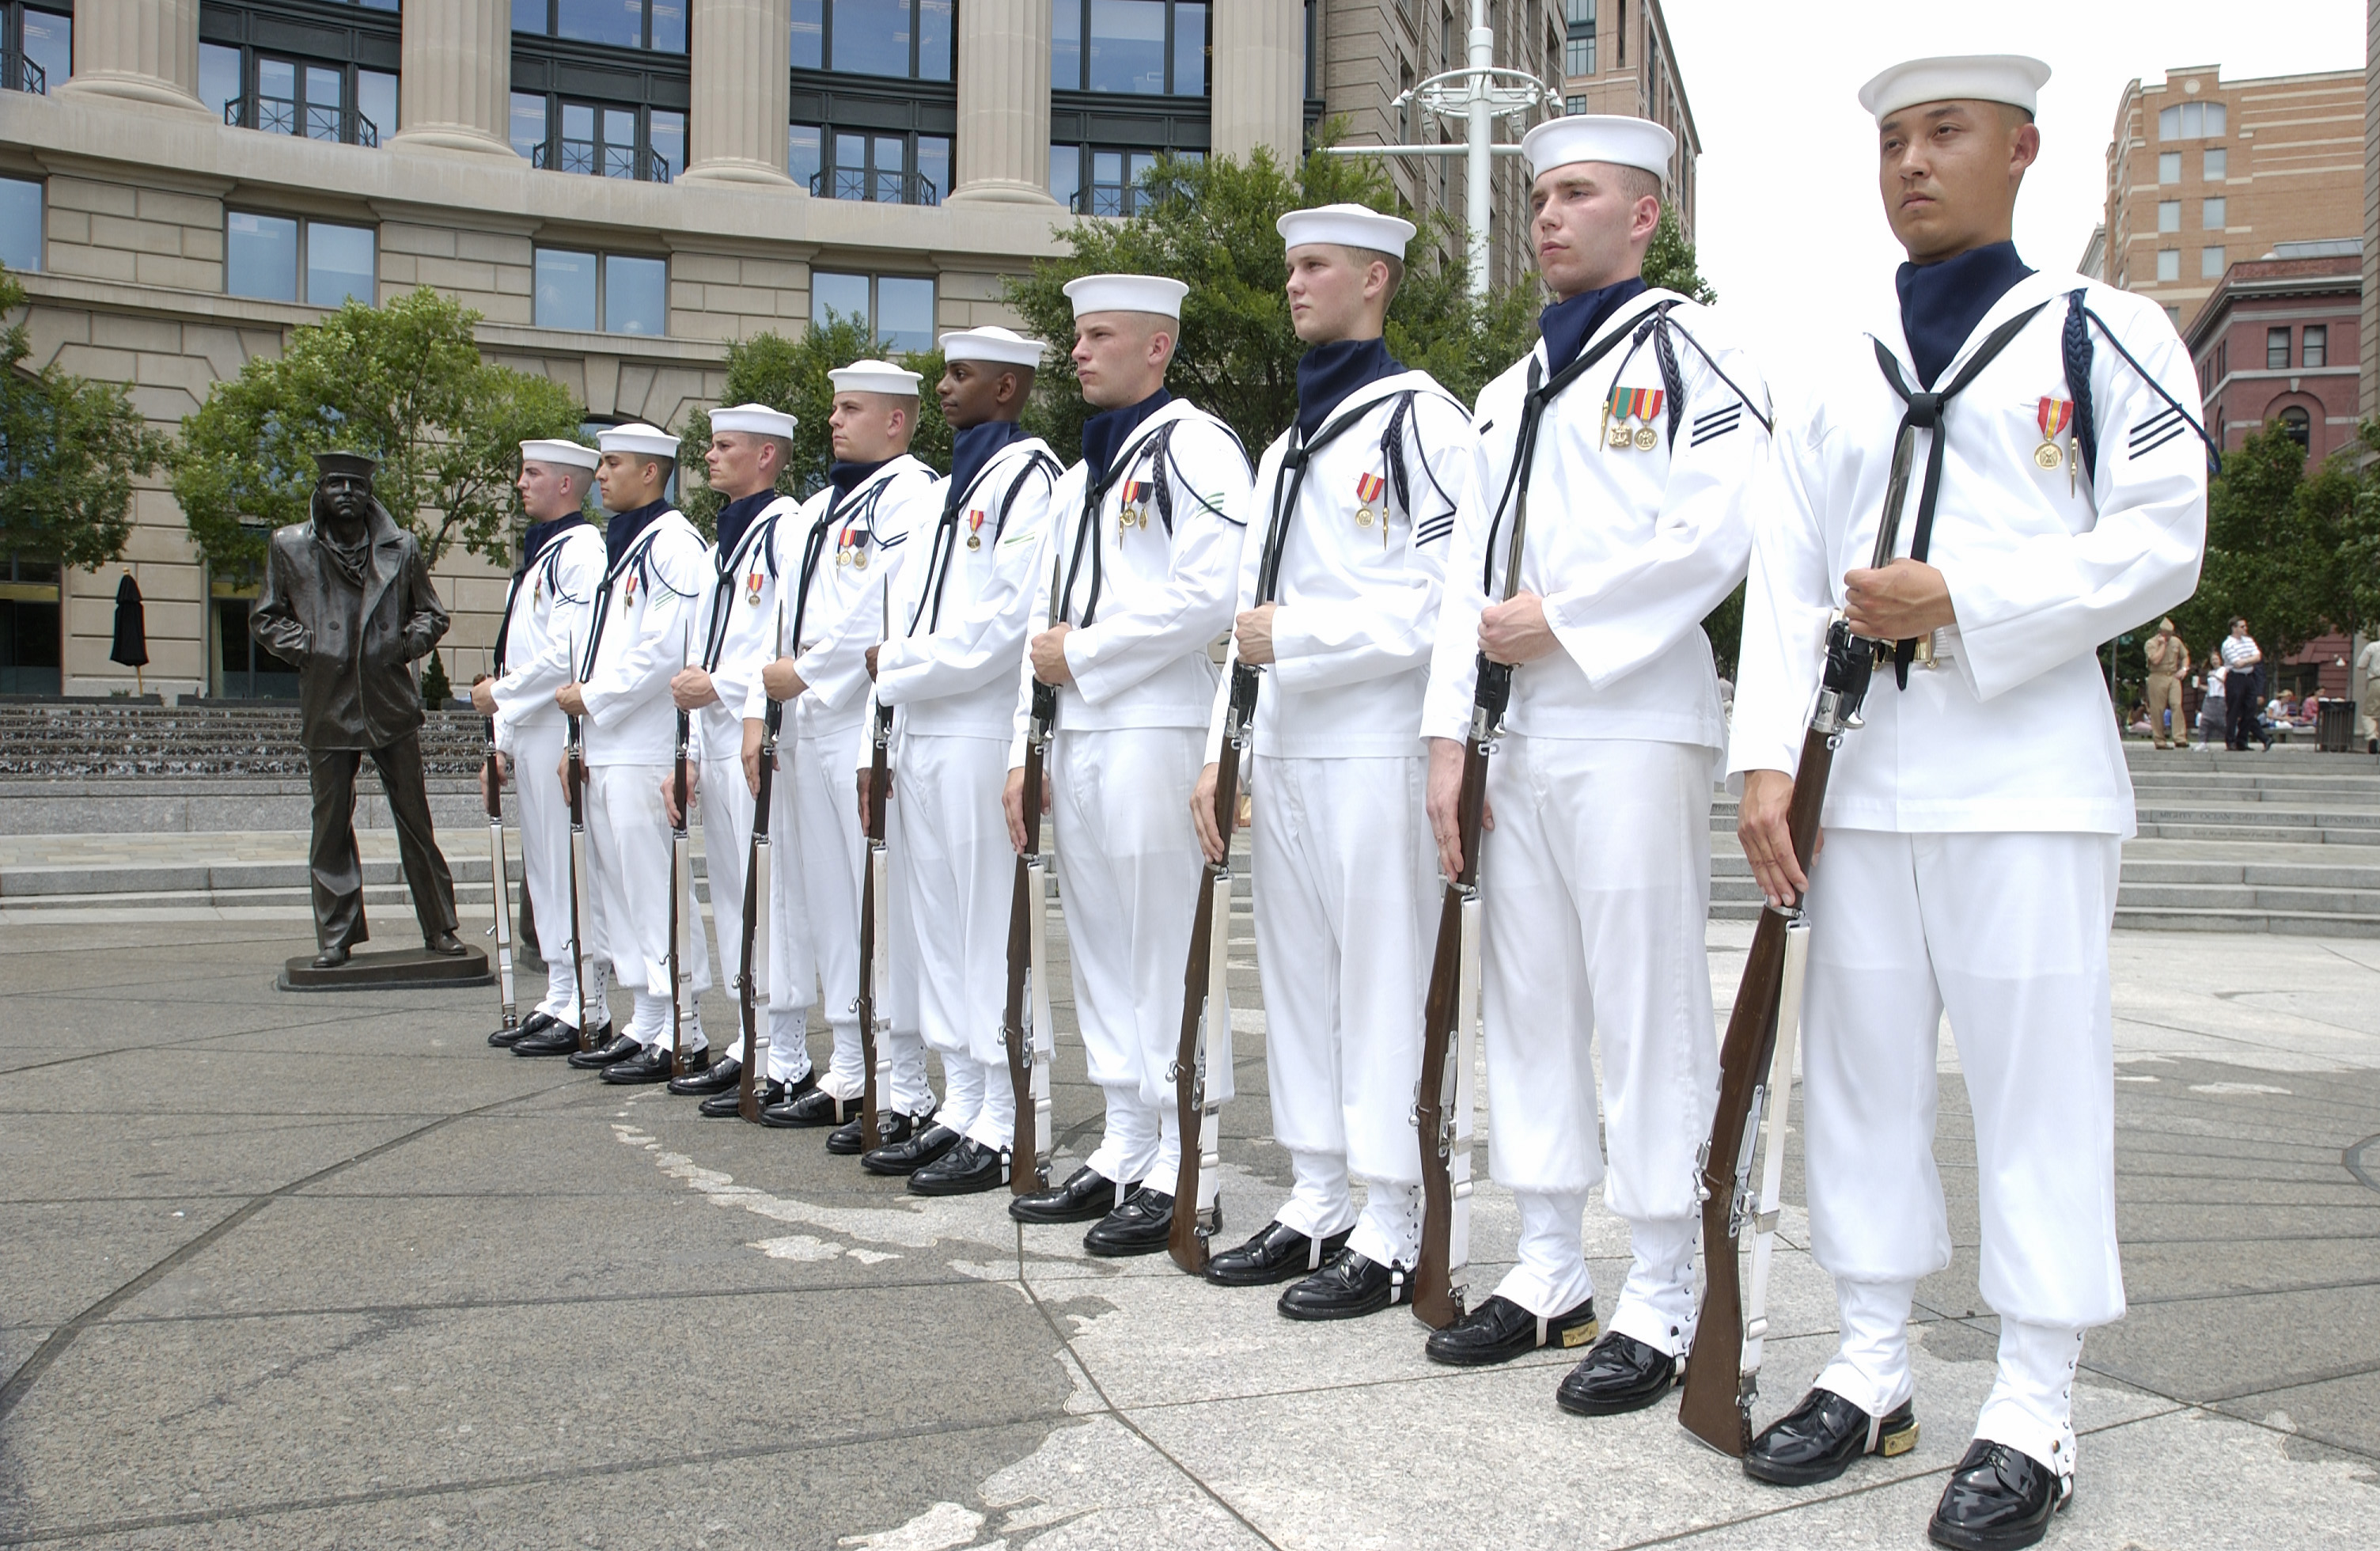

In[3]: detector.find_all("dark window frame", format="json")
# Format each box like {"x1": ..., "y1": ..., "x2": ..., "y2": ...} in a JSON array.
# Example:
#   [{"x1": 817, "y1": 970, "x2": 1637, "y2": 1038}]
[
  {"x1": 223, "y1": 208, "x2": 378, "y2": 307},
  {"x1": 2303, "y1": 324, "x2": 2328, "y2": 370},
  {"x1": 788, "y1": 61, "x2": 957, "y2": 205},
  {"x1": 2267, "y1": 326, "x2": 2291, "y2": 370},
  {"x1": 511, "y1": 28, "x2": 690, "y2": 184},
  {"x1": 794, "y1": 123, "x2": 949, "y2": 206},
  {"x1": 1052, "y1": 0, "x2": 1210, "y2": 97},
  {"x1": 790, "y1": 0, "x2": 953, "y2": 82},
  {"x1": 514, "y1": 0, "x2": 684, "y2": 55},
  {"x1": 532, "y1": 245, "x2": 670, "y2": 337},
  {"x1": 199, "y1": 0, "x2": 400, "y2": 146},
  {"x1": 2, "y1": 2, "x2": 70, "y2": 94}
]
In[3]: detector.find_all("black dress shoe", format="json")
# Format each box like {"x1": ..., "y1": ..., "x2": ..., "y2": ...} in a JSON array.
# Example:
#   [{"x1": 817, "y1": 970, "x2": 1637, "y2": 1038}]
[
  {"x1": 761, "y1": 1082, "x2": 855, "y2": 1129},
  {"x1": 1010, "y1": 1165, "x2": 1135, "y2": 1224},
  {"x1": 424, "y1": 930, "x2": 468, "y2": 956},
  {"x1": 826, "y1": 1109, "x2": 918, "y2": 1156},
  {"x1": 516, "y1": 1020, "x2": 605, "y2": 1057},
  {"x1": 700, "y1": 1078, "x2": 786, "y2": 1118},
  {"x1": 1206, "y1": 1220, "x2": 1352, "y2": 1287},
  {"x1": 312, "y1": 945, "x2": 351, "y2": 969},
  {"x1": 490, "y1": 1010, "x2": 554, "y2": 1048},
  {"x1": 1278, "y1": 1247, "x2": 1411, "y2": 1321},
  {"x1": 601, "y1": 1043, "x2": 707, "y2": 1086},
  {"x1": 1083, "y1": 1189, "x2": 1174, "y2": 1257},
  {"x1": 567, "y1": 1031, "x2": 641, "y2": 1070},
  {"x1": 669, "y1": 1056, "x2": 740, "y2": 1096},
  {"x1": 1743, "y1": 1388, "x2": 1919, "y2": 1487},
  {"x1": 1555, "y1": 1331, "x2": 1682, "y2": 1416},
  {"x1": 1424, "y1": 1293, "x2": 1598, "y2": 1367},
  {"x1": 909, "y1": 1137, "x2": 1007, "y2": 1196},
  {"x1": 862, "y1": 1121, "x2": 963, "y2": 1177},
  {"x1": 1928, "y1": 1440, "x2": 2067, "y2": 1551}
]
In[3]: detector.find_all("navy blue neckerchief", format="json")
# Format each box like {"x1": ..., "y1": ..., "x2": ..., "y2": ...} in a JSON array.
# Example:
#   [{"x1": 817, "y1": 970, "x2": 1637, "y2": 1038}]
[
  {"x1": 1895, "y1": 240, "x2": 2033, "y2": 390},
  {"x1": 604, "y1": 499, "x2": 668, "y2": 570},
  {"x1": 1539, "y1": 275, "x2": 1649, "y2": 377},
  {"x1": 1082, "y1": 389, "x2": 1172, "y2": 487},
  {"x1": 947, "y1": 420, "x2": 1028, "y2": 512},
  {"x1": 494, "y1": 515, "x2": 587, "y2": 674},
  {"x1": 714, "y1": 489, "x2": 776, "y2": 571},
  {"x1": 701, "y1": 491, "x2": 782, "y2": 673},
  {"x1": 1294, "y1": 338, "x2": 1402, "y2": 440}
]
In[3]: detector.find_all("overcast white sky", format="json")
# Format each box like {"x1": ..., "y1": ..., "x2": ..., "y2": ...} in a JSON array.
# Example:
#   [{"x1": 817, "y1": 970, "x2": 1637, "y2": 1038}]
[{"x1": 1654, "y1": 0, "x2": 2367, "y2": 401}]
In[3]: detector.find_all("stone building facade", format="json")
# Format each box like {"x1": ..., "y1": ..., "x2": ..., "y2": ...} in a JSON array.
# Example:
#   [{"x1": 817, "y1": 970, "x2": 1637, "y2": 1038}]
[
  {"x1": 2185, "y1": 249, "x2": 2363, "y2": 462},
  {"x1": 1555, "y1": 0, "x2": 1694, "y2": 237},
  {"x1": 1, "y1": 0, "x2": 1581, "y2": 701},
  {"x1": 2100, "y1": 63, "x2": 2363, "y2": 332}
]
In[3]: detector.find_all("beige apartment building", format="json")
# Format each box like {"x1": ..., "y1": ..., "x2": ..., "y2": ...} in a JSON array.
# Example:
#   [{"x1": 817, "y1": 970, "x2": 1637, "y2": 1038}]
[
  {"x1": 0, "y1": 0, "x2": 1597, "y2": 701},
  {"x1": 2101, "y1": 63, "x2": 2364, "y2": 331},
  {"x1": 1556, "y1": 0, "x2": 1693, "y2": 236}
]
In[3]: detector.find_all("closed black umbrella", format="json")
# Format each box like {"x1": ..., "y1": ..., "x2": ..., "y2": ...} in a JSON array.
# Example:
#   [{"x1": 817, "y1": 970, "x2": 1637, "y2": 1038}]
[{"x1": 109, "y1": 572, "x2": 148, "y2": 693}]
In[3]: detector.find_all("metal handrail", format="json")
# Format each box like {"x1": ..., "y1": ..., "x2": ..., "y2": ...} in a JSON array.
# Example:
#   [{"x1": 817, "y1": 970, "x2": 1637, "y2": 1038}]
[
  {"x1": 1, "y1": 47, "x2": 47, "y2": 95},
  {"x1": 535, "y1": 136, "x2": 672, "y2": 184},
  {"x1": 808, "y1": 167, "x2": 938, "y2": 206},
  {"x1": 223, "y1": 94, "x2": 381, "y2": 148}
]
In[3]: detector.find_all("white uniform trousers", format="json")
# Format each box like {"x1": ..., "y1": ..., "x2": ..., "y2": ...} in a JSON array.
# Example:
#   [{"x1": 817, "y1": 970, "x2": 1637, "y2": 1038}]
[
  {"x1": 703, "y1": 750, "x2": 801, "y2": 1073},
  {"x1": 892, "y1": 732, "x2": 1014, "y2": 1147},
  {"x1": 1048, "y1": 725, "x2": 1209, "y2": 1189},
  {"x1": 1477, "y1": 734, "x2": 1717, "y2": 1356},
  {"x1": 767, "y1": 722, "x2": 866, "y2": 1091},
  {"x1": 509, "y1": 721, "x2": 604, "y2": 1027},
  {"x1": 1799, "y1": 827, "x2": 2123, "y2": 1479},
  {"x1": 584, "y1": 763, "x2": 711, "y2": 1049},
  {"x1": 1250, "y1": 752, "x2": 1431, "y2": 1266}
]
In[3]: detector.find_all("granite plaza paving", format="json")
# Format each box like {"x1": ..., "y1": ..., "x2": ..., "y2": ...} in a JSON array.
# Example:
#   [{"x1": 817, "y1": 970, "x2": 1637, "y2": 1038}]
[{"x1": 1, "y1": 878, "x2": 2375, "y2": 1550}]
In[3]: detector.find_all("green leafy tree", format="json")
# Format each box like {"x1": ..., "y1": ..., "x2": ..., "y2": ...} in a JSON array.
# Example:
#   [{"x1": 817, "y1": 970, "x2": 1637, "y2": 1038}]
[
  {"x1": 673, "y1": 315, "x2": 949, "y2": 534},
  {"x1": 1002, "y1": 135, "x2": 1541, "y2": 462},
  {"x1": 1642, "y1": 207, "x2": 1715, "y2": 305},
  {"x1": 0, "y1": 265, "x2": 172, "y2": 569},
  {"x1": 2172, "y1": 422, "x2": 2334, "y2": 659},
  {"x1": 173, "y1": 288, "x2": 582, "y2": 575}
]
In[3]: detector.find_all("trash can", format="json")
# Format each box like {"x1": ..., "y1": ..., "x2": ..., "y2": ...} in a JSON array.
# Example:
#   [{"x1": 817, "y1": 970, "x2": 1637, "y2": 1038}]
[{"x1": 2318, "y1": 697, "x2": 2353, "y2": 752}]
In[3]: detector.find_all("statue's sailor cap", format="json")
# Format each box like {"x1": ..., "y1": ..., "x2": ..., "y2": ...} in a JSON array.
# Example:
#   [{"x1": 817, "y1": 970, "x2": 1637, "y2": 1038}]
[
  {"x1": 1521, "y1": 114, "x2": 1676, "y2": 181},
  {"x1": 1277, "y1": 203, "x2": 1417, "y2": 258},
  {"x1": 938, "y1": 326, "x2": 1047, "y2": 367},
  {"x1": 519, "y1": 438, "x2": 600, "y2": 471},
  {"x1": 709, "y1": 404, "x2": 798, "y2": 438},
  {"x1": 597, "y1": 423, "x2": 679, "y2": 458},
  {"x1": 828, "y1": 359, "x2": 924, "y2": 396},
  {"x1": 1063, "y1": 274, "x2": 1188, "y2": 320},
  {"x1": 313, "y1": 449, "x2": 378, "y2": 480},
  {"x1": 1858, "y1": 55, "x2": 2051, "y2": 120}
]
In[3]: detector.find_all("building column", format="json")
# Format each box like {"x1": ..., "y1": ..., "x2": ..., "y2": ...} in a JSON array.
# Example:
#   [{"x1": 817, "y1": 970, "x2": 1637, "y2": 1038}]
[
  {"x1": 683, "y1": 0, "x2": 793, "y2": 184},
  {"x1": 1209, "y1": 0, "x2": 1303, "y2": 161},
  {"x1": 388, "y1": 0, "x2": 516, "y2": 157},
  {"x1": 56, "y1": 0, "x2": 206, "y2": 112},
  {"x1": 947, "y1": 0, "x2": 1055, "y2": 205}
]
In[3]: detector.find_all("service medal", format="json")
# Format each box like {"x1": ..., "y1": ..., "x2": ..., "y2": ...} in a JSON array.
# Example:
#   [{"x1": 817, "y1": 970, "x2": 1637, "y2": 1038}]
[
  {"x1": 745, "y1": 567, "x2": 764, "y2": 605},
  {"x1": 966, "y1": 509, "x2": 986, "y2": 551},
  {"x1": 623, "y1": 571, "x2": 638, "y2": 605},
  {"x1": 1634, "y1": 426, "x2": 1658, "y2": 451},
  {"x1": 1608, "y1": 424, "x2": 1635, "y2": 449},
  {"x1": 853, "y1": 548, "x2": 868, "y2": 571},
  {"x1": 2035, "y1": 396, "x2": 2072, "y2": 471},
  {"x1": 1355, "y1": 472, "x2": 1385, "y2": 529}
]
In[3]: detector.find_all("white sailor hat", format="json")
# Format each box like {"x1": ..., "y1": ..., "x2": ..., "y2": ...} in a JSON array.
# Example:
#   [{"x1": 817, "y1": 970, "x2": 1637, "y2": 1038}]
[
  {"x1": 1521, "y1": 113, "x2": 1676, "y2": 181},
  {"x1": 597, "y1": 423, "x2": 678, "y2": 459},
  {"x1": 709, "y1": 403, "x2": 798, "y2": 438},
  {"x1": 828, "y1": 358, "x2": 924, "y2": 396},
  {"x1": 938, "y1": 325, "x2": 1048, "y2": 367},
  {"x1": 1276, "y1": 203, "x2": 1418, "y2": 258},
  {"x1": 519, "y1": 438, "x2": 600, "y2": 472},
  {"x1": 1858, "y1": 55, "x2": 2051, "y2": 120},
  {"x1": 1063, "y1": 273, "x2": 1189, "y2": 320}
]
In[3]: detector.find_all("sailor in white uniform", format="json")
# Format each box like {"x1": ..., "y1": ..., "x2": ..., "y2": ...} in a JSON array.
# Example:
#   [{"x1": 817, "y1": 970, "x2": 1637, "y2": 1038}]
[
  {"x1": 1002, "y1": 275, "x2": 1253, "y2": 1254},
  {"x1": 479, "y1": 438, "x2": 612, "y2": 1056},
  {"x1": 1419, "y1": 115, "x2": 1773, "y2": 1408},
  {"x1": 661, "y1": 404, "x2": 809, "y2": 1116},
  {"x1": 1728, "y1": 57, "x2": 2207, "y2": 1551},
  {"x1": 748, "y1": 362, "x2": 938, "y2": 1147},
  {"x1": 556, "y1": 423, "x2": 714, "y2": 1083},
  {"x1": 855, "y1": 327, "x2": 1062, "y2": 1193},
  {"x1": 1192, "y1": 204, "x2": 1477, "y2": 1318}
]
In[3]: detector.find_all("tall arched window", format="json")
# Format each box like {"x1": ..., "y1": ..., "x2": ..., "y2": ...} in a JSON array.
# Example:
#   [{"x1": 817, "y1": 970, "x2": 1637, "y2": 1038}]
[{"x1": 2278, "y1": 404, "x2": 2311, "y2": 450}]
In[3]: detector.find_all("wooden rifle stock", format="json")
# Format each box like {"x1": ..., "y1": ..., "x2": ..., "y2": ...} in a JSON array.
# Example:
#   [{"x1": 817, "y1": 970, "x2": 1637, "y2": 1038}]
[
  {"x1": 481, "y1": 711, "x2": 518, "y2": 1036},
  {"x1": 738, "y1": 698, "x2": 782, "y2": 1123},
  {"x1": 1003, "y1": 678, "x2": 1057, "y2": 1193},
  {"x1": 856, "y1": 700, "x2": 892, "y2": 1150}
]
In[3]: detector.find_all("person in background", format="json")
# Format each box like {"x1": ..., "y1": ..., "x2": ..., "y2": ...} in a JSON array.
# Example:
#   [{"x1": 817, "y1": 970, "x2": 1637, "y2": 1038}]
[
  {"x1": 2355, "y1": 635, "x2": 2380, "y2": 754},
  {"x1": 2194, "y1": 665, "x2": 2226, "y2": 751},
  {"x1": 2142, "y1": 617, "x2": 2189, "y2": 750},
  {"x1": 2219, "y1": 618, "x2": 2262, "y2": 752}
]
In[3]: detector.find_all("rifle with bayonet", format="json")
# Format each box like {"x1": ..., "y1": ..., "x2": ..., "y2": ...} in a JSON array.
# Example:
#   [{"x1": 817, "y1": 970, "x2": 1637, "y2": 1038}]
[
  {"x1": 668, "y1": 624, "x2": 695, "y2": 1079},
  {"x1": 479, "y1": 665, "x2": 519, "y2": 1042},
  {"x1": 856, "y1": 591, "x2": 894, "y2": 1151},
  {"x1": 564, "y1": 631, "x2": 597, "y2": 1050},
  {"x1": 737, "y1": 601, "x2": 785, "y2": 1123},
  {"x1": 1004, "y1": 617, "x2": 1059, "y2": 1193},
  {"x1": 1675, "y1": 408, "x2": 1912, "y2": 1456}
]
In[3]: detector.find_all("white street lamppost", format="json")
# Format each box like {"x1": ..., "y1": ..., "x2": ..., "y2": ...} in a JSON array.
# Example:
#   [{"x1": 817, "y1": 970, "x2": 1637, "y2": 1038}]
[{"x1": 1321, "y1": 0, "x2": 1560, "y2": 297}]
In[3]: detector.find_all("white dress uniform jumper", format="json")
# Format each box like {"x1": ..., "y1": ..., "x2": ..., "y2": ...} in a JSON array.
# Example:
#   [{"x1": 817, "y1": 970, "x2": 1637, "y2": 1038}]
[
  {"x1": 1013, "y1": 392, "x2": 1253, "y2": 1193},
  {"x1": 489, "y1": 514, "x2": 608, "y2": 1028},
  {"x1": 576, "y1": 498, "x2": 715, "y2": 1050},
  {"x1": 741, "y1": 457, "x2": 932, "y2": 1099},
  {"x1": 1423, "y1": 282, "x2": 1774, "y2": 1358},
  {"x1": 1729, "y1": 254, "x2": 2209, "y2": 1488},
  {"x1": 870, "y1": 424, "x2": 1061, "y2": 1156},
  {"x1": 1218, "y1": 356, "x2": 1477, "y2": 1272}
]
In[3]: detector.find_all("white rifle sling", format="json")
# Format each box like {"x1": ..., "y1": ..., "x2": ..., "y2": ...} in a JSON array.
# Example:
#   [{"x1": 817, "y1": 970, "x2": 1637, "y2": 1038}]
[
  {"x1": 1026, "y1": 854, "x2": 1055, "y2": 1174},
  {"x1": 567, "y1": 806, "x2": 589, "y2": 1032},
  {"x1": 744, "y1": 835, "x2": 770, "y2": 1002},
  {"x1": 672, "y1": 832, "x2": 695, "y2": 1032},
  {"x1": 1741, "y1": 916, "x2": 1810, "y2": 1384},
  {"x1": 1448, "y1": 889, "x2": 1484, "y2": 1299},
  {"x1": 1193, "y1": 874, "x2": 1234, "y2": 1226},
  {"x1": 487, "y1": 781, "x2": 516, "y2": 1022},
  {"x1": 868, "y1": 839, "x2": 892, "y2": 1094}
]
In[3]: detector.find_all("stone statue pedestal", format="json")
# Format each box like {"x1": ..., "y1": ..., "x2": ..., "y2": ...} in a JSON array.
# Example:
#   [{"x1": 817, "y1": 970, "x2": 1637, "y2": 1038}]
[{"x1": 279, "y1": 943, "x2": 492, "y2": 992}]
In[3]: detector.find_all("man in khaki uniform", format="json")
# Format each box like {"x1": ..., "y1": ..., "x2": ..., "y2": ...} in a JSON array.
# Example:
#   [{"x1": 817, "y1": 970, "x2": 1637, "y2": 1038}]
[{"x1": 2143, "y1": 619, "x2": 2189, "y2": 749}]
